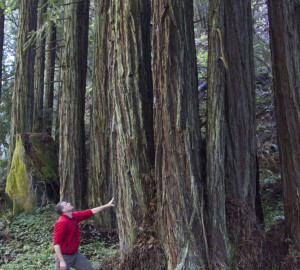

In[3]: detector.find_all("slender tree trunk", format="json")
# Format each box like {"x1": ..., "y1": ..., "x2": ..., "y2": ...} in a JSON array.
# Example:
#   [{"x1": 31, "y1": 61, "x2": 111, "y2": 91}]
[
  {"x1": 28, "y1": 1, "x2": 38, "y2": 132},
  {"x1": 206, "y1": 0, "x2": 228, "y2": 268},
  {"x1": 207, "y1": 0, "x2": 257, "y2": 268},
  {"x1": 152, "y1": 1, "x2": 207, "y2": 268},
  {"x1": 8, "y1": 0, "x2": 38, "y2": 169},
  {"x1": 109, "y1": 0, "x2": 154, "y2": 256},
  {"x1": 268, "y1": 0, "x2": 300, "y2": 248},
  {"x1": 54, "y1": 43, "x2": 64, "y2": 143},
  {"x1": 59, "y1": 0, "x2": 89, "y2": 208},
  {"x1": 224, "y1": 0, "x2": 256, "y2": 208},
  {"x1": 0, "y1": 2, "x2": 5, "y2": 102},
  {"x1": 33, "y1": 0, "x2": 47, "y2": 132},
  {"x1": 88, "y1": 0, "x2": 115, "y2": 228},
  {"x1": 43, "y1": 21, "x2": 56, "y2": 135}
]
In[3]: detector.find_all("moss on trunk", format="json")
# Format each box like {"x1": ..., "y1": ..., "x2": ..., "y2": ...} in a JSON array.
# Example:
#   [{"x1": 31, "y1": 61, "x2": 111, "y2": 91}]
[
  {"x1": 6, "y1": 134, "x2": 59, "y2": 216},
  {"x1": 6, "y1": 136, "x2": 32, "y2": 215}
]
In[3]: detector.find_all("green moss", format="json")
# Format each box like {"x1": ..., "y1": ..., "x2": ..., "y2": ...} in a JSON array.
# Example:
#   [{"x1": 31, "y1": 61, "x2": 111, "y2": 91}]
[
  {"x1": 130, "y1": 227, "x2": 139, "y2": 244},
  {"x1": 27, "y1": 134, "x2": 58, "y2": 185},
  {"x1": 6, "y1": 136, "x2": 35, "y2": 215}
]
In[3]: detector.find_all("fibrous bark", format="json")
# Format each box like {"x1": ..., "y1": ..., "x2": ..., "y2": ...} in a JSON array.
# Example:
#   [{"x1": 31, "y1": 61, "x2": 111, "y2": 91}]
[
  {"x1": 109, "y1": 0, "x2": 154, "y2": 255},
  {"x1": 152, "y1": 1, "x2": 207, "y2": 268},
  {"x1": 88, "y1": 0, "x2": 115, "y2": 228},
  {"x1": 207, "y1": 0, "x2": 257, "y2": 267},
  {"x1": 33, "y1": 0, "x2": 47, "y2": 132},
  {"x1": 206, "y1": 0, "x2": 228, "y2": 268},
  {"x1": 59, "y1": 0, "x2": 89, "y2": 208},
  {"x1": 8, "y1": 0, "x2": 38, "y2": 169},
  {"x1": 43, "y1": 21, "x2": 56, "y2": 135}
]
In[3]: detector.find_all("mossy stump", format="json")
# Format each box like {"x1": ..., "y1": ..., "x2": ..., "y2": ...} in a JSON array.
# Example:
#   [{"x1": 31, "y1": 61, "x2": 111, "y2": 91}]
[{"x1": 6, "y1": 133, "x2": 59, "y2": 215}]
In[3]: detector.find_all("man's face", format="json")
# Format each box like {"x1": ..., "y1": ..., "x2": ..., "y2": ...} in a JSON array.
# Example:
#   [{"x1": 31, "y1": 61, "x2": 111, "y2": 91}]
[{"x1": 61, "y1": 201, "x2": 73, "y2": 213}]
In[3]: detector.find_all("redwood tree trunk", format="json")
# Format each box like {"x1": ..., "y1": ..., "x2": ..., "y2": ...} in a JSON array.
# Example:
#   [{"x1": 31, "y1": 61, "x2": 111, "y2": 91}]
[
  {"x1": 207, "y1": 0, "x2": 257, "y2": 268},
  {"x1": 206, "y1": 0, "x2": 228, "y2": 268},
  {"x1": 43, "y1": 21, "x2": 56, "y2": 135},
  {"x1": 152, "y1": 1, "x2": 207, "y2": 268},
  {"x1": 268, "y1": 0, "x2": 300, "y2": 248},
  {"x1": 33, "y1": 0, "x2": 47, "y2": 132},
  {"x1": 109, "y1": 0, "x2": 154, "y2": 255},
  {"x1": 8, "y1": 0, "x2": 38, "y2": 168},
  {"x1": 88, "y1": 0, "x2": 115, "y2": 228},
  {"x1": 28, "y1": 1, "x2": 38, "y2": 131},
  {"x1": 59, "y1": 0, "x2": 89, "y2": 208},
  {"x1": 224, "y1": 0, "x2": 256, "y2": 208}
]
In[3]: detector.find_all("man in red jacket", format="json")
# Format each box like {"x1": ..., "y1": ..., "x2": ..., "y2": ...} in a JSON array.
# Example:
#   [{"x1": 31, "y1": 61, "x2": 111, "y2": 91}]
[{"x1": 53, "y1": 198, "x2": 114, "y2": 270}]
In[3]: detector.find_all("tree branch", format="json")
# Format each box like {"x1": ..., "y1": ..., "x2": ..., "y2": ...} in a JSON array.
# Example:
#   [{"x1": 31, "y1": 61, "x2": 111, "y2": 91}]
[
  {"x1": 0, "y1": 73, "x2": 14, "y2": 81},
  {"x1": 44, "y1": 80, "x2": 63, "y2": 85}
]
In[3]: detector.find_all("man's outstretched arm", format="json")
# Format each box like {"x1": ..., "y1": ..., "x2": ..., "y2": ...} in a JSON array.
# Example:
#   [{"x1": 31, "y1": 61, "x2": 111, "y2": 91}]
[{"x1": 91, "y1": 198, "x2": 114, "y2": 214}]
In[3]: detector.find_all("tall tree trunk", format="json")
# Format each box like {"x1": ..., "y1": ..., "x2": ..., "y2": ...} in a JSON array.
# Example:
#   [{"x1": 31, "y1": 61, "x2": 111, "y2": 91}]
[
  {"x1": 206, "y1": 0, "x2": 228, "y2": 268},
  {"x1": 54, "y1": 43, "x2": 64, "y2": 143},
  {"x1": 207, "y1": 0, "x2": 257, "y2": 268},
  {"x1": 152, "y1": 1, "x2": 207, "y2": 268},
  {"x1": 224, "y1": 0, "x2": 256, "y2": 208},
  {"x1": 28, "y1": 1, "x2": 38, "y2": 132},
  {"x1": 33, "y1": 0, "x2": 47, "y2": 132},
  {"x1": 109, "y1": 0, "x2": 154, "y2": 256},
  {"x1": 88, "y1": 0, "x2": 115, "y2": 228},
  {"x1": 59, "y1": 0, "x2": 89, "y2": 208},
  {"x1": 268, "y1": 0, "x2": 300, "y2": 248},
  {"x1": 8, "y1": 0, "x2": 38, "y2": 169},
  {"x1": 43, "y1": 21, "x2": 56, "y2": 135},
  {"x1": 0, "y1": 2, "x2": 5, "y2": 102}
]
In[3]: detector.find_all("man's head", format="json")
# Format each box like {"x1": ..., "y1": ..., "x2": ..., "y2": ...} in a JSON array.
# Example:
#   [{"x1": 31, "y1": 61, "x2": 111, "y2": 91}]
[{"x1": 55, "y1": 201, "x2": 73, "y2": 215}]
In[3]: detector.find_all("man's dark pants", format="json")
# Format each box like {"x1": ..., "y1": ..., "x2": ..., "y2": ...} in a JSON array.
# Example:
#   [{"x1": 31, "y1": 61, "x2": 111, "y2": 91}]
[{"x1": 54, "y1": 252, "x2": 94, "y2": 270}]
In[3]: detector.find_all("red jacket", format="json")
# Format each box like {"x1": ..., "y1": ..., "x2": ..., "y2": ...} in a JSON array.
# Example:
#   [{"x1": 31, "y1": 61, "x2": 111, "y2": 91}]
[{"x1": 53, "y1": 210, "x2": 93, "y2": 254}]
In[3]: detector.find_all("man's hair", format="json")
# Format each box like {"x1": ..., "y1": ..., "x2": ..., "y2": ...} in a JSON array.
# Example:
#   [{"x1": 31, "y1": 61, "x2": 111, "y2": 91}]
[{"x1": 55, "y1": 201, "x2": 64, "y2": 215}]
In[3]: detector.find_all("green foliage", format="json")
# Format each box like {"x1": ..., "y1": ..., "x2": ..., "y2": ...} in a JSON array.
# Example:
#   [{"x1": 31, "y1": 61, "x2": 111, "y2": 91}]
[
  {"x1": 0, "y1": 205, "x2": 119, "y2": 269},
  {"x1": 260, "y1": 164, "x2": 283, "y2": 231},
  {"x1": 195, "y1": 33, "x2": 208, "y2": 81},
  {"x1": 23, "y1": 0, "x2": 64, "y2": 50},
  {"x1": 0, "y1": 205, "x2": 57, "y2": 269},
  {"x1": 262, "y1": 199, "x2": 284, "y2": 231},
  {"x1": 252, "y1": 0, "x2": 271, "y2": 73},
  {"x1": 0, "y1": 0, "x2": 18, "y2": 14}
]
